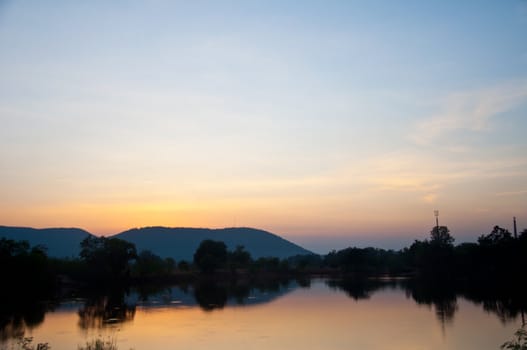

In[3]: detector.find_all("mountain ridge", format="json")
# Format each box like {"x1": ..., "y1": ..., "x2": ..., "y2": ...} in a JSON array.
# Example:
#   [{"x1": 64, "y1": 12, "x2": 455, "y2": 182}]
[
  {"x1": 114, "y1": 226, "x2": 313, "y2": 261},
  {"x1": 0, "y1": 225, "x2": 313, "y2": 261},
  {"x1": 0, "y1": 225, "x2": 92, "y2": 258}
]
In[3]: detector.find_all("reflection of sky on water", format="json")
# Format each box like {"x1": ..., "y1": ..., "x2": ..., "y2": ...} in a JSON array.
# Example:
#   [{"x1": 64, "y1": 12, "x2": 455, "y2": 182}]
[{"x1": 1, "y1": 279, "x2": 525, "y2": 350}]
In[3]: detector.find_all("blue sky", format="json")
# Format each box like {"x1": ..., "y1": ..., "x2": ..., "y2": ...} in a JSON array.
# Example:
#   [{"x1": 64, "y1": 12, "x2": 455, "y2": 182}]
[{"x1": 1, "y1": 1, "x2": 526, "y2": 252}]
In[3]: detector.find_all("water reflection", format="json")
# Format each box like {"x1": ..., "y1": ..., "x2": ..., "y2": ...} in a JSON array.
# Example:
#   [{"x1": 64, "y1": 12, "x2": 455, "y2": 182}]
[
  {"x1": 325, "y1": 277, "x2": 527, "y2": 327},
  {"x1": 326, "y1": 278, "x2": 397, "y2": 300},
  {"x1": 1, "y1": 277, "x2": 526, "y2": 343},
  {"x1": 404, "y1": 279, "x2": 458, "y2": 326},
  {"x1": 78, "y1": 292, "x2": 136, "y2": 330},
  {"x1": 194, "y1": 281, "x2": 228, "y2": 311},
  {"x1": 131, "y1": 278, "x2": 298, "y2": 311},
  {"x1": 0, "y1": 295, "x2": 53, "y2": 341},
  {"x1": 462, "y1": 282, "x2": 527, "y2": 325}
]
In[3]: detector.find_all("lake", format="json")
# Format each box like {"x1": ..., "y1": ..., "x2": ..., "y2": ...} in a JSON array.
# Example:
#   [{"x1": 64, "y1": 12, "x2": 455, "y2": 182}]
[{"x1": 1, "y1": 278, "x2": 525, "y2": 350}]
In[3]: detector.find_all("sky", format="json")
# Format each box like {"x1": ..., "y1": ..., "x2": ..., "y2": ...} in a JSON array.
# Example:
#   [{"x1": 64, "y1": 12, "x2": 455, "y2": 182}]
[{"x1": 1, "y1": 1, "x2": 526, "y2": 253}]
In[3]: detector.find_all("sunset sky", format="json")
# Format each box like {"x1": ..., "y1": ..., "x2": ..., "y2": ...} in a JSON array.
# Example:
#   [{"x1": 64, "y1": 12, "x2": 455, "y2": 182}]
[{"x1": 1, "y1": 1, "x2": 526, "y2": 252}]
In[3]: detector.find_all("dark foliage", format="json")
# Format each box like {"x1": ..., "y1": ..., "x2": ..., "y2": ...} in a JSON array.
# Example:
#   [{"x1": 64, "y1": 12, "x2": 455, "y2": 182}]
[
  {"x1": 0, "y1": 238, "x2": 56, "y2": 297},
  {"x1": 287, "y1": 254, "x2": 323, "y2": 271},
  {"x1": 79, "y1": 236, "x2": 137, "y2": 283},
  {"x1": 324, "y1": 247, "x2": 407, "y2": 275},
  {"x1": 177, "y1": 260, "x2": 190, "y2": 271},
  {"x1": 0, "y1": 239, "x2": 57, "y2": 342},
  {"x1": 227, "y1": 245, "x2": 252, "y2": 271},
  {"x1": 193, "y1": 240, "x2": 228, "y2": 273},
  {"x1": 251, "y1": 257, "x2": 288, "y2": 273},
  {"x1": 132, "y1": 250, "x2": 175, "y2": 279},
  {"x1": 430, "y1": 225, "x2": 455, "y2": 246},
  {"x1": 322, "y1": 224, "x2": 526, "y2": 283},
  {"x1": 2, "y1": 222, "x2": 526, "y2": 296}
]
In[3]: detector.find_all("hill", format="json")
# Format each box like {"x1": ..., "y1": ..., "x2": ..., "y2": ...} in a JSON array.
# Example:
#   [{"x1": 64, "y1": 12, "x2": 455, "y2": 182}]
[
  {"x1": 115, "y1": 227, "x2": 313, "y2": 261},
  {"x1": 0, "y1": 226, "x2": 92, "y2": 258},
  {"x1": 0, "y1": 225, "x2": 313, "y2": 261}
]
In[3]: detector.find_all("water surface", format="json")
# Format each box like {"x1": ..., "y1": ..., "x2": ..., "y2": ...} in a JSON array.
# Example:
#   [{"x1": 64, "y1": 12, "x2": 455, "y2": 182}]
[{"x1": 1, "y1": 279, "x2": 524, "y2": 350}]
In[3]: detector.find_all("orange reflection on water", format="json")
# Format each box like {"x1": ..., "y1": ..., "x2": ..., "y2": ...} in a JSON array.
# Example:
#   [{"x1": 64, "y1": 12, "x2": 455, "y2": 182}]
[{"x1": 21, "y1": 282, "x2": 518, "y2": 350}]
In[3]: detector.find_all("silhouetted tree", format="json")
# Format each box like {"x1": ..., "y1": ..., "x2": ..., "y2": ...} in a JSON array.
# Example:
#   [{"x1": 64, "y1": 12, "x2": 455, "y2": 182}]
[
  {"x1": 252, "y1": 257, "x2": 282, "y2": 273},
  {"x1": 519, "y1": 228, "x2": 527, "y2": 241},
  {"x1": 165, "y1": 257, "x2": 176, "y2": 272},
  {"x1": 193, "y1": 240, "x2": 227, "y2": 273},
  {"x1": 402, "y1": 226, "x2": 455, "y2": 277},
  {"x1": 404, "y1": 240, "x2": 428, "y2": 269},
  {"x1": 430, "y1": 225, "x2": 454, "y2": 247},
  {"x1": 79, "y1": 236, "x2": 137, "y2": 282},
  {"x1": 288, "y1": 254, "x2": 322, "y2": 270},
  {"x1": 324, "y1": 246, "x2": 407, "y2": 275},
  {"x1": 133, "y1": 250, "x2": 172, "y2": 278},
  {"x1": 477, "y1": 225, "x2": 517, "y2": 277},
  {"x1": 478, "y1": 225, "x2": 513, "y2": 246},
  {"x1": 227, "y1": 245, "x2": 252, "y2": 271},
  {"x1": 519, "y1": 229, "x2": 527, "y2": 270},
  {"x1": 177, "y1": 260, "x2": 190, "y2": 271},
  {"x1": 453, "y1": 242, "x2": 480, "y2": 276},
  {"x1": 0, "y1": 238, "x2": 54, "y2": 297}
]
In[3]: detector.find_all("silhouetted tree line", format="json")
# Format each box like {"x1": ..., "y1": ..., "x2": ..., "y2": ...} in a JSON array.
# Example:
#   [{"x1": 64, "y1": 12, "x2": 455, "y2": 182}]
[
  {"x1": 404, "y1": 225, "x2": 527, "y2": 280},
  {"x1": 3, "y1": 230, "x2": 526, "y2": 347},
  {"x1": 321, "y1": 225, "x2": 527, "y2": 281},
  {"x1": 0, "y1": 238, "x2": 55, "y2": 298},
  {"x1": 192, "y1": 239, "x2": 290, "y2": 274},
  {"x1": 324, "y1": 246, "x2": 406, "y2": 275},
  {"x1": 2, "y1": 224, "x2": 526, "y2": 294},
  {"x1": 0, "y1": 238, "x2": 57, "y2": 342}
]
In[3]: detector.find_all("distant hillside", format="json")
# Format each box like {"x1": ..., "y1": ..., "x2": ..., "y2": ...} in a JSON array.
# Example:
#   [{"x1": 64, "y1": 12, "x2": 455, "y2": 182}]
[
  {"x1": 0, "y1": 226, "x2": 92, "y2": 258},
  {"x1": 0, "y1": 225, "x2": 313, "y2": 261},
  {"x1": 115, "y1": 227, "x2": 313, "y2": 261}
]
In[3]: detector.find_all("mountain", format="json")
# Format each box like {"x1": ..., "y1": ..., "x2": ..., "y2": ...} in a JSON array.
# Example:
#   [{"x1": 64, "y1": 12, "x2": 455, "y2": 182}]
[
  {"x1": 115, "y1": 227, "x2": 313, "y2": 261},
  {"x1": 0, "y1": 226, "x2": 92, "y2": 258},
  {"x1": 0, "y1": 225, "x2": 313, "y2": 261}
]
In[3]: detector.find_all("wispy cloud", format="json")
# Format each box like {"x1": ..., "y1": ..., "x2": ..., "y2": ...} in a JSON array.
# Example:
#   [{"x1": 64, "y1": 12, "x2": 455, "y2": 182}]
[
  {"x1": 422, "y1": 193, "x2": 438, "y2": 204},
  {"x1": 410, "y1": 81, "x2": 527, "y2": 145},
  {"x1": 495, "y1": 190, "x2": 527, "y2": 197},
  {"x1": 359, "y1": 151, "x2": 527, "y2": 204}
]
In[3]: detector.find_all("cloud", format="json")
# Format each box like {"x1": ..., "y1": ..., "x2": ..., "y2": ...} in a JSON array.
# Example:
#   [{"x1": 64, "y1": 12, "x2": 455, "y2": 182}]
[
  {"x1": 410, "y1": 81, "x2": 527, "y2": 145},
  {"x1": 422, "y1": 193, "x2": 438, "y2": 204},
  {"x1": 495, "y1": 190, "x2": 527, "y2": 197},
  {"x1": 357, "y1": 150, "x2": 527, "y2": 206}
]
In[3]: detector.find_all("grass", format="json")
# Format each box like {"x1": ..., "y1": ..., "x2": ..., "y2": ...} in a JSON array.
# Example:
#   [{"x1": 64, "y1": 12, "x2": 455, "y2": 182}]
[
  {"x1": 77, "y1": 338, "x2": 118, "y2": 350},
  {"x1": 0, "y1": 337, "x2": 49, "y2": 350},
  {"x1": 501, "y1": 328, "x2": 527, "y2": 350},
  {"x1": 1, "y1": 336, "x2": 133, "y2": 350}
]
